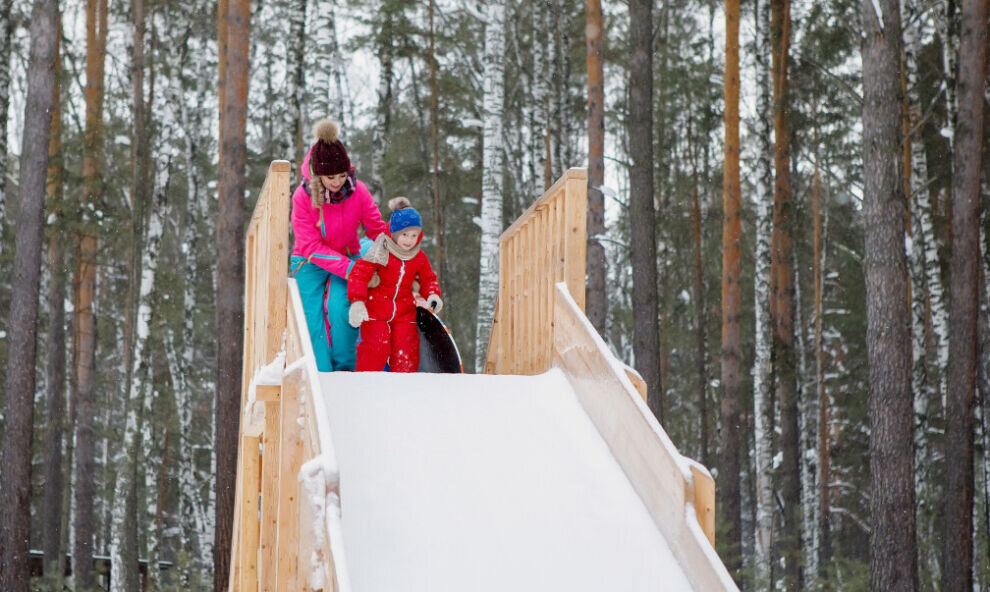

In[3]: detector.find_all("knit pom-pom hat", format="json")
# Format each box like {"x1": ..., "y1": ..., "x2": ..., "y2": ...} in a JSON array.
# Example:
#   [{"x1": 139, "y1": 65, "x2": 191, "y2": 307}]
[
  {"x1": 309, "y1": 118, "x2": 351, "y2": 176},
  {"x1": 388, "y1": 197, "x2": 422, "y2": 235}
]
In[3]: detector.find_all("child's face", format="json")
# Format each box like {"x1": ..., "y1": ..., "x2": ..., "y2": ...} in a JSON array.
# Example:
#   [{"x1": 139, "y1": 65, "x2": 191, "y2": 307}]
[{"x1": 395, "y1": 228, "x2": 420, "y2": 250}]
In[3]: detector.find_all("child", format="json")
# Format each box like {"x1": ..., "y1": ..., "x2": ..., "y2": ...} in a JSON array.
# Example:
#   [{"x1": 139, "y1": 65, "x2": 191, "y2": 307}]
[{"x1": 347, "y1": 197, "x2": 443, "y2": 372}]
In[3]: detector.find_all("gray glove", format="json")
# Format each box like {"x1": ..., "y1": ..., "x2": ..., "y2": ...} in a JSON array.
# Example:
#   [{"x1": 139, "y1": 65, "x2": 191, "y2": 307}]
[
  {"x1": 426, "y1": 294, "x2": 443, "y2": 314},
  {"x1": 348, "y1": 301, "x2": 369, "y2": 328}
]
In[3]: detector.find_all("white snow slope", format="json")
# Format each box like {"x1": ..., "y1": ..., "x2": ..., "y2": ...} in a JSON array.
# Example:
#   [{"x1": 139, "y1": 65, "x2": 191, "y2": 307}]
[{"x1": 320, "y1": 369, "x2": 694, "y2": 592}]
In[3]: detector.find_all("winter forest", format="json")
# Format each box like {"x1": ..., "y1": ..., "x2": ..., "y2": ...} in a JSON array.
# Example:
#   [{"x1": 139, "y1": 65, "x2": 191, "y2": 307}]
[{"x1": 0, "y1": 0, "x2": 988, "y2": 589}]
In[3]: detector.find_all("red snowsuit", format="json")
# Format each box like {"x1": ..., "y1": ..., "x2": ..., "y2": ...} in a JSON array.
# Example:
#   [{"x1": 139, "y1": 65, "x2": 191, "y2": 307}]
[{"x1": 347, "y1": 236, "x2": 440, "y2": 372}]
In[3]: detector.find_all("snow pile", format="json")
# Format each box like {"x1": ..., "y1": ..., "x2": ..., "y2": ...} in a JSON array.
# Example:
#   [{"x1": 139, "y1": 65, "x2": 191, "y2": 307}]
[
  {"x1": 243, "y1": 350, "x2": 287, "y2": 427},
  {"x1": 298, "y1": 455, "x2": 341, "y2": 591},
  {"x1": 320, "y1": 370, "x2": 695, "y2": 592}
]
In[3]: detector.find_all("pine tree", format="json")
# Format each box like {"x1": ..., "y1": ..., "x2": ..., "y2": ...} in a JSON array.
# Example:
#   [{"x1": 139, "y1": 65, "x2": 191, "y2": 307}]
[
  {"x1": 942, "y1": 0, "x2": 986, "y2": 588},
  {"x1": 0, "y1": 0, "x2": 58, "y2": 588},
  {"x1": 585, "y1": 0, "x2": 606, "y2": 334},
  {"x1": 719, "y1": 0, "x2": 743, "y2": 579},
  {"x1": 861, "y1": 0, "x2": 918, "y2": 588},
  {"x1": 215, "y1": 0, "x2": 250, "y2": 589},
  {"x1": 72, "y1": 0, "x2": 109, "y2": 585}
]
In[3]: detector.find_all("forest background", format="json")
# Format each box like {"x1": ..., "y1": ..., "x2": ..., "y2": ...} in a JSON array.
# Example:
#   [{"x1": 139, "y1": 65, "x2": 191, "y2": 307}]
[{"x1": 0, "y1": 0, "x2": 987, "y2": 590}]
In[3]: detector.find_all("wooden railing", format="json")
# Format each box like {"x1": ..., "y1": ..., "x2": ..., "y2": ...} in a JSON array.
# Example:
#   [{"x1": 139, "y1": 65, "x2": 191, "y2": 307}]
[
  {"x1": 483, "y1": 168, "x2": 587, "y2": 375},
  {"x1": 552, "y1": 283, "x2": 729, "y2": 589},
  {"x1": 230, "y1": 160, "x2": 349, "y2": 592}
]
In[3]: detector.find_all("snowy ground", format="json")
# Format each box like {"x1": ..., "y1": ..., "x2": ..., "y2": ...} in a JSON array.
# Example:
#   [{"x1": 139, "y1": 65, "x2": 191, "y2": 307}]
[{"x1": 320, "y1": 369, "x2": 694, "y2": 592}]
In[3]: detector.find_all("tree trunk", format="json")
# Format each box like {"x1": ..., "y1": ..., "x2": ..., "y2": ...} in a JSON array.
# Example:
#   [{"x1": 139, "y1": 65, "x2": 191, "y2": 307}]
[
  {"x1": 903, "y1": 0, "x2": 944, "y2": 584},
  {"x1": 42, "y1": 21, "x2": 66, "y2": 590},
  {"x1": 861, "y1": 0, "x2": 918, "y2": 589},
  {"x1": 287, "y1": 0, "x2": 306, "y2": 166},
  {"x1": 109, "y1": 2, "x2": 149, "y2": 585},
  {"x1": 533, "y1": 0, "x2": 551, "y2": 191},
  {"x1": 308, "y1": 0, "x2": 333, "y2": 119},
  {"x1": 690, "y1": 158, "x2": 708, "y2": 466},
  {"x1": 770, "y1": 0, "x2": 800, "y2": 585},
  {"x1": 812, "y1": 152, "x2": 832, "y2": 578},
  {"x1": 751, "y1": 0, "x2": 775, "y2": 583},
  {"x1": 718, "y1": 0, "x2": 743, "y2": 580},
  {"x1": 371, "y1": 6, "x2": 395, "y2": 201},
  {"x1": 72, "y1": 0, "x2": 108, "y2": 585},
  {"x1": 215, "y1": 0, "x2": 249, "y2": 588},
  {"x1": 585, "y1": 0, "x2": 606, "y2": 334},
  {"x1": 628, "y1": 0, "x2": 661, "y2": 425},
  {"x1": 942, "y1": 0, "x2": 986, "y2": 589},
  {"x1": 429, "y1": 0, "x2": 445, "y2": 281},
  {"x1": 0, "y1": 0, "x2": 58, "y2": 587},
  {"x1": 474, "y1": 0, "x2": 505, "y2": 372},
  {"x1": 0, "y1": 0, "x2": 12, "y2": 245}
]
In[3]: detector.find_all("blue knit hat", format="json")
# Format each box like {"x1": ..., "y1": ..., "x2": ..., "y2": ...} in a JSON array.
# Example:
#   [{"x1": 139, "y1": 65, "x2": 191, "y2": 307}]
[{"x1": 388, "y1": 197, "x2": 422, "y2": 235}]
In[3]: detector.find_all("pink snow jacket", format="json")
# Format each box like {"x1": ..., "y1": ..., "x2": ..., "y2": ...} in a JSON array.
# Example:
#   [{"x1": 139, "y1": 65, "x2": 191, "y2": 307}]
[{"x1": 291, "y1": 148, "x2": 386, "y2": 279}]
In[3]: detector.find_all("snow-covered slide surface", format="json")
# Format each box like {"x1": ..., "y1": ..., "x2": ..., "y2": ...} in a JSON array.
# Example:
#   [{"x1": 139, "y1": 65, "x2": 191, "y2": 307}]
[{"x1": 320, "y1": 370, "x2": 695, "y2": 592}]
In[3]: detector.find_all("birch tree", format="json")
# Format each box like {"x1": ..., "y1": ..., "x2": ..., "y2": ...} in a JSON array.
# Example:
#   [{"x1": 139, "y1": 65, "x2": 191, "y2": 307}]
[
  {"x1": 861, "y1": 0, "x2": 917, "y2": 588},
  {"x1": 719, "y1": 0, "x2": 743, "y2": 578},
  {"x1": 902, "y1": 0, "x2": 944, "y2": 583},
  {"x1": 474, "y1": 0, "x2": 505, "y2": 372},
  {"x1": 110, "y1": 0, "x2": 151, "y2": 585},
  {"x1": 942, "y1": 0, "x2": 986, "y2": 588},
  {"x1": 0, "y1": 0, "x2": 58, "y2": 587},
  {"x1": 750, "y1": 0, "x2": 775, "y2": 583}
]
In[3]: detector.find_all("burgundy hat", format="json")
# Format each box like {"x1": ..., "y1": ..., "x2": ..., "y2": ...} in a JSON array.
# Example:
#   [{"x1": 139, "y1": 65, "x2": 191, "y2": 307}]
[{"x1": 310, "y1": 119, "x2": 351, "y2": 176}]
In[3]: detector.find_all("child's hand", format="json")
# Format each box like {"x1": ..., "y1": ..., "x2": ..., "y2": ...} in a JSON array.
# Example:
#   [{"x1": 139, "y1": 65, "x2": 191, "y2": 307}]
[
  {"x1": 426, "y1": 294, "x2": 443, "y2": 314},
  {"x1": 414, "y1": 293, "x2": 429, "y2": 308},
  {"x1": 348, "y1": 301, "x2": 369, "y2": 328}
]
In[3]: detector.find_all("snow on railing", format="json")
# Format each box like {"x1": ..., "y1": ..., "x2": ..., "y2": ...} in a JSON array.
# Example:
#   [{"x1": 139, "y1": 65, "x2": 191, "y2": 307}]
[{"x1": 483, "y1": 168, "x2": 587, "y2": 375}]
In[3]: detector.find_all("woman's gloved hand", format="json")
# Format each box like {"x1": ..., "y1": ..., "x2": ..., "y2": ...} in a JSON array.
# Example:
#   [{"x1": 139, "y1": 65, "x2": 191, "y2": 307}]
[
  {"x1": 426, "y1": 294, "x2": 443, "y2": 314},
  {"x1": 368, "y1": 272, "x2": 381, "y2": 288},
  {"x1": 348, "y1": 301, "x2": 369, "y2": 328}
]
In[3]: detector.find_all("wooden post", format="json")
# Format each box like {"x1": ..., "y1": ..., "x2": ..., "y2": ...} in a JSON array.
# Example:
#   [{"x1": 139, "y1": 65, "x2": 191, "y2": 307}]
[
  {"x1": 690, "y1": 464, "x2": 716, "y2": 547},
  {"x1": 259, "y1": 395, "x2": 281, "y2": 591},
  {"x1": 275, "y1": 370, "x2": 304, "y2": 590},
  {"x1": 237, "y1": 435, "x2": 261, "y2": 592}
]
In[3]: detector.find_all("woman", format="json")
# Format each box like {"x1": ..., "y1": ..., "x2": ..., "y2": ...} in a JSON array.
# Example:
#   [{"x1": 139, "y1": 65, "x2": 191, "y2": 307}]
[{"x1": 290, "y1": 119, "x2": 386, "y2": 371}]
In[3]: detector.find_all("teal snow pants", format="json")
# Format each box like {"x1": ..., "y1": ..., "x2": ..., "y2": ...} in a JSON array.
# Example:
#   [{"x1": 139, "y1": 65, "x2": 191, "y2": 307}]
[
  {"x1": 290, "y1": 239, "x2": 371, "y2": 371},
  {"x1": 291, "y1": 257, "x2": 359, "y2": 372}
]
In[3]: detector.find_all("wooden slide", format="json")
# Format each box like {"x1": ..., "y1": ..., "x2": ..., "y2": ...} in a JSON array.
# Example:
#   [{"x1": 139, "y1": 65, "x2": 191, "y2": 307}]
[{"x1": 227, "y1": 163, "x2": 738, "y2": 591}]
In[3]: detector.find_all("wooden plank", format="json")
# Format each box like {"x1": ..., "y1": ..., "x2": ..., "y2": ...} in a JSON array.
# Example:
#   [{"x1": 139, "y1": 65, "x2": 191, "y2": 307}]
[
  {"x1": 622, "y1": 364, "x2": 649, "y2": 403},
  {"x1": 690, "y1": 463, "x2": 716, "y2": 547},
  {"x1": 256, "y1": 384, "x2": 280, "y2": 402},
  {"x1": 259, "y1": 401, "x2": 281, "y2": 591},
  {"x1": 265, "y1": 165, "x2": 290, "y2": 362},
  {"x1": 237, "y1": 435, "x2": 261, "y2": 592},
  {"x1": 563, "y1": 173, "x2": 587, "y2": 312},
  {"x1": 275, "y1": 369, "x2": 305, "y2": 591}
]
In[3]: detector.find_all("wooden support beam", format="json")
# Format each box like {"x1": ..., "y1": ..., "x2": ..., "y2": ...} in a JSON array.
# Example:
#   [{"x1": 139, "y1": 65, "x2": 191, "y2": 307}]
[
  {"x1": 275, "y1": 370, "x2": 304, "y2": 591},
  {"x1": 259, "y1": 400, "x2": 281, "y2": 591},
  {"x1": 237, "y1": 435, "x2": 261, "y2": 592}
]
